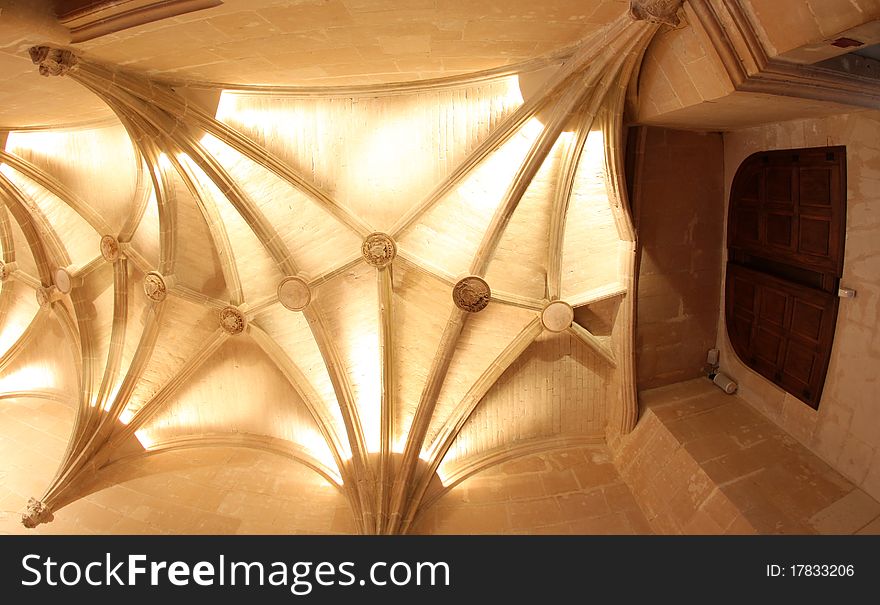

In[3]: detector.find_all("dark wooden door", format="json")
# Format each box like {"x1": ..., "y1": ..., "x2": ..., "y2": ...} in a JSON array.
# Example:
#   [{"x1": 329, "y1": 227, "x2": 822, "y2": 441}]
[{"x1": 726, "y1": 146, "x2": 846, "y2": 409}]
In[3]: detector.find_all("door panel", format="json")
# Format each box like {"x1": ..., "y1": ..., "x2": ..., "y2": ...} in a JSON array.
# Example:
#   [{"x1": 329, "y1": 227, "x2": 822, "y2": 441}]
[
  {"x1": 725, "y1": 263, "x2": 838, "y2": 409},
  {"x1": 726, "y1": 146, "x2": 845, "y2": 410}
]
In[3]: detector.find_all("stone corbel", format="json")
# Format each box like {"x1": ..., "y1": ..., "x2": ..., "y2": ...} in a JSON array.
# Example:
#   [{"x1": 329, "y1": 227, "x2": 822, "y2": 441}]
[
  {"x1": 21, "y1": 498, "x2": 53, "y2": 528},
  {"x1": 628, "y1": 0, "x2": 686, "y2": 26},
  {"x1": 28, "y1": 46, "x2": 79, "y2": 77}
]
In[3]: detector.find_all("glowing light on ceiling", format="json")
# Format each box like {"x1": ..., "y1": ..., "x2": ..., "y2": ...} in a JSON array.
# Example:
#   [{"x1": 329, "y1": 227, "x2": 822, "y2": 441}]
[
  {"x1": 5, "y1": 130, "x2": 67, "y2": 156},
  {"x1": 118, "y1": 408, "x2": 134, "y2": 425},
  {"x1": 298, "y1": 430, "x2": 343, "y2": 485},
  {"x1": 436, "y1": 466, "x2": 451, "y2": 488},
  {"x1": 434, "y1": 433, "x2": 473, "y2": 487},
  {"x1": 350, "y1": 332, "x2": 381, "y2": 454},
  {"x1": 0, "y1": 365, "x2": 56, "y2": 392},
  {"x1": 102, "y1": 383, "x2": 123, "y2": 412},
  {"x1": 585, "y1": 127, "x2": 605, "y2": 158},
  {"x1": 0, "y1": 308, "x2": 38, "y2": 360},
  {"x1": 134, "y1": 428, "x2": 154, "y2": 449}
]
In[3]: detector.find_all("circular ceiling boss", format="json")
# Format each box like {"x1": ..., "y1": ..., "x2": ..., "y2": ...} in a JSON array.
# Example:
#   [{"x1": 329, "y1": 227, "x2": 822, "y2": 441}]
[
  {"x1": 541, "y1": 300, "x2": 574, "y2": 332},
  {"x1": 278, "y1": 276, "x2": 311, "y2": 311},
  {"x1": 100, "y1": 235, "x2": 120, "y2": 262},
  {"x1": 143, "y1": 272, "x2": 168, "y2": 302},
  {"x1": 53, "y1": 267, "x2": 72, "y2": 294},
  {"x1": 453, "y1": 276, "x2": 491, "y2": 313},
  {"x1": 219, "y1": 306, "x2": 247, "y2": 335},
  {"x1": 362, "y1": 232, "x2": 396, "y2": 268}
]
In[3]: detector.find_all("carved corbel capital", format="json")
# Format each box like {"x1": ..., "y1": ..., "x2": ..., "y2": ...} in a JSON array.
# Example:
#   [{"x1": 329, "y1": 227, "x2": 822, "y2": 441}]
[
  {"x1": 21, "y1": 498, "x2": 53, "y2": 528},
  {"x1": 28, "y1": 45, "x2": 79, "y2": 77},
  {"x1": 628, "y1": 0, "x2": 685, "y2": 26}
]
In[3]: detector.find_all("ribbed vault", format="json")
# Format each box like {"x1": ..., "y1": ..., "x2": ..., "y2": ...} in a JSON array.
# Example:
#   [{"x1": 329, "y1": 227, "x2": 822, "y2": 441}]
[{"x1": 0, "y1": 1, "x2": 685, "y2": 534}]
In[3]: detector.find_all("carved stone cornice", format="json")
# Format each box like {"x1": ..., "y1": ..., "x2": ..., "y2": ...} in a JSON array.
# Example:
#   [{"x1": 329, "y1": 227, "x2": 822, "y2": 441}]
[
  {"x1": 629, "y1": 0, "x2": 686, "y2": 26},
  {"x1": 28, "y1": 46, "x2": 79, "y2": 77},
  {"x1": 687, "y1": 0, "x2": 880, "y2": 111},
  {"x1": 57, "y1": 0, "x2": 223, "y2": 44},
  {"x1": 21, "y1": 498, "x2": 53, "y2": 528}
]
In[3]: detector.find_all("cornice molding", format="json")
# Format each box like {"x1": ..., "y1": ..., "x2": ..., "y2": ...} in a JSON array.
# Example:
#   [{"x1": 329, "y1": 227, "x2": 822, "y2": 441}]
[
  {"x1": 58, "y1": 0, "x2": 222, "y2": 43},
  {"x1": 687, "y1": 0, "x2": 880, "y2": 110}
]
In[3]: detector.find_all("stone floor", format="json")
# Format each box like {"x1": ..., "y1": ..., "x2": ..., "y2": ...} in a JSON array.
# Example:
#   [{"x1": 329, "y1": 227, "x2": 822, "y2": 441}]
[
  {"x1": 412, "y1": 444, "x2": 653, "y2": 534},
  {"x1": 616, "y1": 378, "x2": 880, "y2": 534}
]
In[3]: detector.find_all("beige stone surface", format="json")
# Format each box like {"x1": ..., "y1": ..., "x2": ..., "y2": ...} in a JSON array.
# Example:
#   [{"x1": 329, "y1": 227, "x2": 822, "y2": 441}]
[
  {"x1": 637, "y1": 1, "x2": 880, "y2": 130},
  {"x1": 412, "y1": 445, "x2": 651, "y2": 534},
  {"x1": 0, "y1": 393, "x2": 355, "y2": 535},
  {"x1": 634, "y1": 127, "x2": 724, "y2": 389},
  {"x1": 742, "y1": 0, "x2": 880, "y2": 57},
  {"x1": 0, "y1": 0, "x2": 877, "y2": 536},
  {"x1": 0, "y1": 0, "x2": 630, "y2": 128},
  {"x1": 0, "y1": 9, "x2": 648, "y2": 533},
  {"x1": 617, "y1": 379, "x2": 880, "y2": 534},
  {"x1": 637, "y1": 7, "x2": 733, "y2": 124}
]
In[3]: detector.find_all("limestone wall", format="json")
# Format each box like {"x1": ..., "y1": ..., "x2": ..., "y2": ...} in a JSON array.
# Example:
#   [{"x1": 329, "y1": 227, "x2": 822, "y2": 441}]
[{"x1": 634, "y1": 127, "x2": 725, "y2": 389}]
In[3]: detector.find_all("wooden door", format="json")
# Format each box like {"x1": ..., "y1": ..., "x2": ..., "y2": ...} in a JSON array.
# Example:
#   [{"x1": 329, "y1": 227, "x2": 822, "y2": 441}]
[{"x1": 726, "y1": 146, "x2": 846, "y2": 409}]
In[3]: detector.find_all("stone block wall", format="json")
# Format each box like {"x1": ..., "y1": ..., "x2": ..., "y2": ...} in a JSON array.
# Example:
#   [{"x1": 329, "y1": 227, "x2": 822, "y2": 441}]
[{"x1": 632, "y1": 127, "x2": 725, "y2": 390}]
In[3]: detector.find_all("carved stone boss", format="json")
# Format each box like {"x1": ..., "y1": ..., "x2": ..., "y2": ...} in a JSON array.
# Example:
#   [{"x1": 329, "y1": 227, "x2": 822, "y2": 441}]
[{"x1": 453, "y1": 276, "x2": 491, "y2": 313}]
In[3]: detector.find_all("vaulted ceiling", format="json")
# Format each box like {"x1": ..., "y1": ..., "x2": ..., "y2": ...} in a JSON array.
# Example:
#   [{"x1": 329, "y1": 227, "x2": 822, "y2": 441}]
[
  {"x1": 0, "y1": 0, "x2": 689, "y2": 533},
  {"x1": 0, "y1": 0, "x2": 631, "y2": 128}
]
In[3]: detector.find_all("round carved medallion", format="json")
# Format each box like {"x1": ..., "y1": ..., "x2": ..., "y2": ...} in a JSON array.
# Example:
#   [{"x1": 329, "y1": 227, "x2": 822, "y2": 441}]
[
  {"x1": 361, "y1": 232, "x2": 396, "y2": 268},
  {"x1": 54, "y1": 268, "x2": 72, "y2": 294},
  {"x1": 278, "y1": 277, "x2": 311, "y2": 311},
  {"x1": 100, "y1": 235, "x2": 119, "y2": 262},
  {"x1": 453, "y1": 276, "x2": 491, "y2": 313},
  {"x1": 219, "y1": 306, "x2": 247, "y2": 335},
  {"x1": 541, "y1": 301, "x2": 574, "y2": 333},
  {"x1": 143, "y1": 272, "x2": 168, "y2": 302}
]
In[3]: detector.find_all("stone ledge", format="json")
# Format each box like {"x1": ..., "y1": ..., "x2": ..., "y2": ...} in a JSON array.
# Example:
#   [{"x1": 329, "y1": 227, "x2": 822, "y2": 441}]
[{"x1": 614, "y1": 378, "x2": 880, "y2": 534}]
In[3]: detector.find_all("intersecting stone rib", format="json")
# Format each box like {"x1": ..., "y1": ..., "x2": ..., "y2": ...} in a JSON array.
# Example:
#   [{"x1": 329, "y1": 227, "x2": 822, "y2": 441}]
[
  {"x1": 248, "y1": 323, "x2": 350, "y2": 486},
  {"x1": 0, "y1": 150, "x2": 114, "y2": 236},
  {"x1": 568, "y1": 321, "x2": 617, "y2": 367},
  {"x1": 398, "y1": 317, "x2": 544, "y2": 533},
  {"x1": 168, "y1": 150, "x2": 244, "y2": 305},
  {"x1": 377, "y1": 266, "x2": 395, "y2": 532},
  {"x1": 386, "y1": 308, "x2": 467, "y2": 534},
  {"x1": 93, "y1": 258, "x2": 128, "y2": 413}
]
